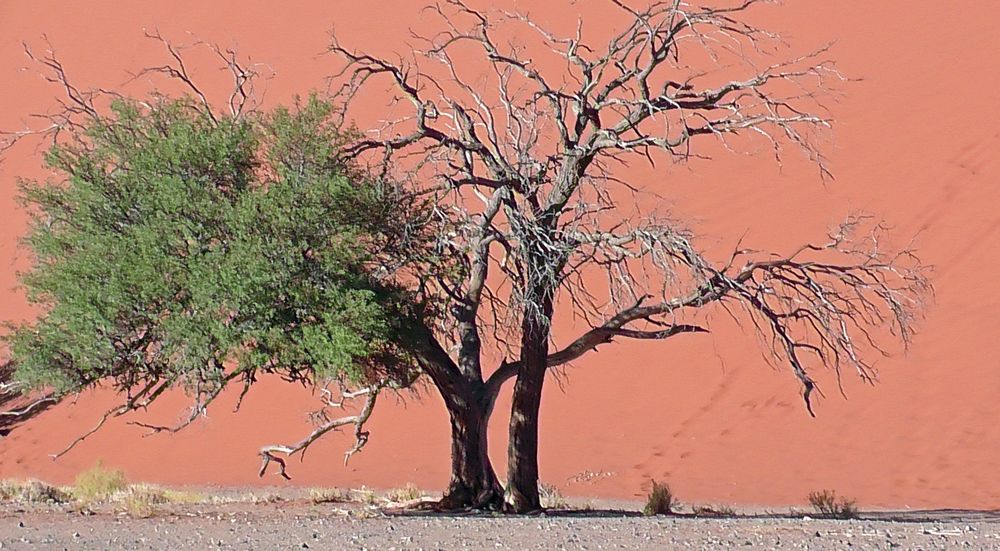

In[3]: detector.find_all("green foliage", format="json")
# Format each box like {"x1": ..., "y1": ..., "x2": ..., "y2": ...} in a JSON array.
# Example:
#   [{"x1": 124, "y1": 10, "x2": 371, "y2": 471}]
[{"x1": 6, "y1": 94, "x2": 425, "y2": 403}]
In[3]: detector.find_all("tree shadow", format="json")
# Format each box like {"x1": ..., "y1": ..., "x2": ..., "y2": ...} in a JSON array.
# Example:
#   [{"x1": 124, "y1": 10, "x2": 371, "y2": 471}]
[
  {"x1": 860, "y1": 509, "x2": 1000, "y2": 523},
  {"x1": 383, "y1": 505, "x2": 644, "y2": 519},
  {"x1": 383, "y1": 506, "x2": 1000, "y2": 523}
]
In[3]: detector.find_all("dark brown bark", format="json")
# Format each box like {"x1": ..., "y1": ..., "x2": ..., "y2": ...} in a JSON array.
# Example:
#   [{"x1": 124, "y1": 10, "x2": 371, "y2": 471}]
[
  {"x1": 503, "y1": 290, "x2": 554, "y2": 513},
  {"x1": 412, "y1": 329, "x2": 502, "y2": 510},
  {"x1": 439, "y1": 393, "x2": 503, "y2": 510}
]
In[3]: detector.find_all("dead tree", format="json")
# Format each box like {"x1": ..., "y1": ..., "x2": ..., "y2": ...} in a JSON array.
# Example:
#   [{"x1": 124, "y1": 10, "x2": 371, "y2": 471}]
[{"x1": 330, "y1": 0, "x2": 928, "y2": 512}]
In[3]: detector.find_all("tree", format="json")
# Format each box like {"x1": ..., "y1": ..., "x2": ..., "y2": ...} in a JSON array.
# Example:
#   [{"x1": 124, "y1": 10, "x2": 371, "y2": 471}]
[
  {"x1": 326, "y1": 0, "x2": 929, "y2": 512},
  {"x1": 1, "y1": 82, "x2": 439, "y2": 459},
  {"x1": 2, "y1": 1, "x2": 929, "y2": 515}
]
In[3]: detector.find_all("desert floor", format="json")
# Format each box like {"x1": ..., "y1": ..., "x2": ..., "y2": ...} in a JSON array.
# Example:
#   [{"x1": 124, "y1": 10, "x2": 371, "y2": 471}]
[{"x1": 2, "y1": 496, "x2": 1000, "y2": 551}]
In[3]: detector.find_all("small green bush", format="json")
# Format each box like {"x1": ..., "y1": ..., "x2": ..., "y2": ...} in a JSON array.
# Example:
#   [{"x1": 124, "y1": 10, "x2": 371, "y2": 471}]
[{"x1": 643, "y1": 480, "x2": 677, "y2": 516}]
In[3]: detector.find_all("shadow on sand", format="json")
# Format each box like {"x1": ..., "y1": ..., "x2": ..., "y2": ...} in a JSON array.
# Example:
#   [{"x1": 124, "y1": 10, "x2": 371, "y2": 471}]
[{"x1": 384, "y1": 506, "x2": 1000, "y2": 524}]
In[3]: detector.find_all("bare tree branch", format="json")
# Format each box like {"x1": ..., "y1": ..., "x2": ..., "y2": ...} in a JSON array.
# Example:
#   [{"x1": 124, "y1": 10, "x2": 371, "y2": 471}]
[
  {"x1": 258, "y1": 380, "x2": 385, "y2": 479},
  {"x1": 328, "y1": 0, "x2": 842, "y2": 356},
  {"x1": 485, "y1": 216, "x2": 929, "y2": 415}
]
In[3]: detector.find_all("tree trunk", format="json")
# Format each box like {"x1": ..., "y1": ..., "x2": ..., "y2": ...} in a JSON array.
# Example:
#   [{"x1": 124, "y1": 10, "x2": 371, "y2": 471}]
[
  {"x1": 504, "y1": 292, "x2": 554, "y2": 513},
  {"x1": 439, "y1": 393, "x2": 503, "y2": 510},
  {"x1": 412, "y1": 330, "x2": 502, "y2": 510}
]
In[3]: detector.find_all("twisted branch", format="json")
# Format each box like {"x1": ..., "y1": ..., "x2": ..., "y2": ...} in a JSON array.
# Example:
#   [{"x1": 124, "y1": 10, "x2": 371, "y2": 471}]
[{"x1": 258, "y1": 380, "x2": 385, "y2": 479}]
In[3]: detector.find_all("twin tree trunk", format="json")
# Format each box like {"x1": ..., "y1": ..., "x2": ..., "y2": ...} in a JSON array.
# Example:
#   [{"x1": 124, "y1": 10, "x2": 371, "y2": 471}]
[
  {"x1": 435, "y1": 292, "x2": 554, "y2": 513},
  {"x1": 428, "y1": 248, "x2": 557, "y2": 512},
  {"x1": 440, "y1": 391, "x2": 504, "y2": 510}
]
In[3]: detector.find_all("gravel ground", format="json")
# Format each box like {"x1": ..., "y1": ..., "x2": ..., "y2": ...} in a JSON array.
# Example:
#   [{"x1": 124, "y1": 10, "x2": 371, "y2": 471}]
[{"x1": 2, "y1": 501, "x2": 999, "y2": 550}]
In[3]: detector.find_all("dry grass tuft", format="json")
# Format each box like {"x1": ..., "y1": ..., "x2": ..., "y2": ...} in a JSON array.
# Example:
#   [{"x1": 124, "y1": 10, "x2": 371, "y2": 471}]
[
  {"x1": 539, "y1": 483, "x2": 568, "y2": 509},
  {"x1": 807, "y1": 489, "x2": 858, "y2": 519},
  {"x1": 115, "y1": 484, "x2": 168, "y2": 518},
  {"x1": 643, "y1": 480, "x2": 677, "y2": 516},
  {"x1": 692, "y1": 504, "x2": 737, "y2": 517},
  {"x1": 160, "y1": 489, "x2": 208, "y2": 504},
  {"x1": 73, "y1": 461, "x2": 129, "y2": 503},
  {"x1": 349, "y1": 507, "x2": 382, "y2": 519},
  {"x1": 2, "y1": 472, "x2": 210, "y2": 517},
  {"x1": 248, "y1": 492, "x2": 284, "y2": 505},
  {"x1": 309, "y1": 487, "x2": 348, "y2": 504},
  {"x1": 351, "y1": 486, "x2": 379, "y2": 506},
  {"x1": 0, "y1": 479, "x2": 72, "y2": 504},
  {"x1": 384, "y1": 483, "x2": 423, "y2": 503}
]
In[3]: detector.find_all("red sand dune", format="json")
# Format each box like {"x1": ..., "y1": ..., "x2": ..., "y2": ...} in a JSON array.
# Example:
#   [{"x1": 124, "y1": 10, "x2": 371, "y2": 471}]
[{"x1": 1, "y1": 1, "x2": 999, "y2": 509}]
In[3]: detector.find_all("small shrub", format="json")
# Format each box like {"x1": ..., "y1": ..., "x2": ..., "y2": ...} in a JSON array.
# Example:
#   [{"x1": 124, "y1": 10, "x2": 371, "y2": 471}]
[
  {"x1": 385, "y1": 483, "x2": 423, "y2": 503},
  {"x1": 309, "y1": 487, "x2": 347, "y2": 504},
  {"x1": 0, "y1": 480, "x2": 16, "y2": 501},
  {"x1": 643, "y1": 480, "x2": 677, "y2": 516},
  {"x1": 73, "y1": 461, "x2": 129, "y2": 503},
  {"x1": 352, "y1": 486, "x2": 378, "y2": 506},
  {"x1": 807, "y1": 489, "x2": 858, "y2": 519},
  {"x1": 692, "y1": 504, "x2": 736, "y2": 517},
  {"x1": 539, "y1": 483, "x2": 568, "y2": 509},
  {"x1": 116, "y1": 484, "x2": 167, "y2": 518}
]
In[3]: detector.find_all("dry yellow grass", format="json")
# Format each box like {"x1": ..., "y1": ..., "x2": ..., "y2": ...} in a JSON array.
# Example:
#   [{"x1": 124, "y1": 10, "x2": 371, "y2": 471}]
[
  {"x1": 0, "y1": 479, "x2": 72, "y2": 504},
  {"x1": 384, "y1": 483, "x2": 423, "y2": 503},
  {"x1": 309, "y1": 487, "x2": 348, "y2": 504},
  {"x1": 72, "y1": 461, "x2": 129, "y2": 503}
]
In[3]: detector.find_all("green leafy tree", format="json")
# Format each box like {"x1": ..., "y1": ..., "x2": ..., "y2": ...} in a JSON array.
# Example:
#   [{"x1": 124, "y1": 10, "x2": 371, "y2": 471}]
[{"x1": 4, "y1": 92, "x2": 432, "y2": 452}]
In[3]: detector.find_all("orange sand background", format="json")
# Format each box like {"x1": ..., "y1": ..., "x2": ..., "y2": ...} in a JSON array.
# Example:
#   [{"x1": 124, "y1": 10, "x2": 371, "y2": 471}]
[{"x1": 1, "y1": 1, "x2": 998, "y2": 509}]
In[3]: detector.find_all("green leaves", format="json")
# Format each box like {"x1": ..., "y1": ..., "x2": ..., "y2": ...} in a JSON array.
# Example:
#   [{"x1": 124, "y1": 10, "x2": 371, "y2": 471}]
[{"x1": 7, "y1": 95, "x2": 421, "y2": 400}]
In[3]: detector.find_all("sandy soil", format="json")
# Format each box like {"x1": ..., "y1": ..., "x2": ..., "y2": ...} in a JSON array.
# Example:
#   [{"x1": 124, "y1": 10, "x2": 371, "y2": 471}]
[
  {"x1": 2, "y1": 499, "x2": 1000, "y2": 551},
  {"x1": 1, "y1": 0, "x2": 999, "y2": 512}
]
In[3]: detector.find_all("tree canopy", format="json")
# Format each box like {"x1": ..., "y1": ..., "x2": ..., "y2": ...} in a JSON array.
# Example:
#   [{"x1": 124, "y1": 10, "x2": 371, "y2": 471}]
[{"x1": 5, "y1": 94, "x2": 429, "y2": 438}]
